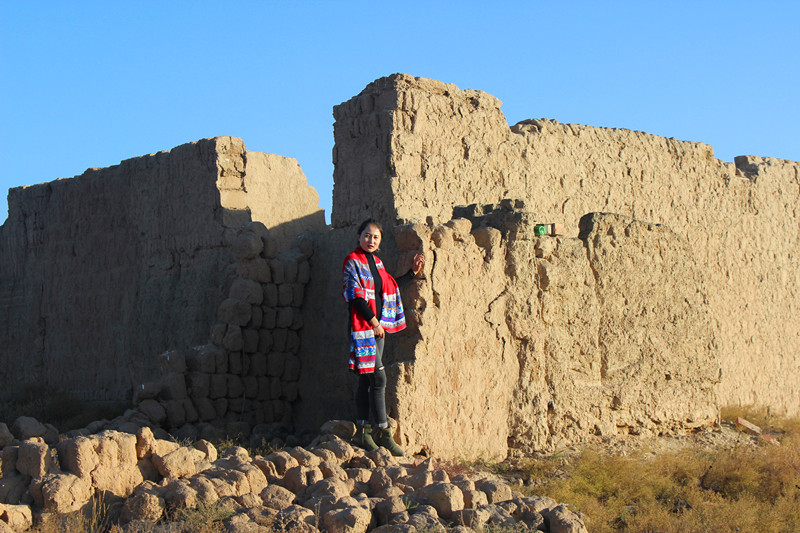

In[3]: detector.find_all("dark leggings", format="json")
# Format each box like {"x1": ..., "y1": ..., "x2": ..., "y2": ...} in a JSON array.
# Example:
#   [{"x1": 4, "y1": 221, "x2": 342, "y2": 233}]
[{"x1": 355, "y1": 336, "x2": 387, "y2": 427}]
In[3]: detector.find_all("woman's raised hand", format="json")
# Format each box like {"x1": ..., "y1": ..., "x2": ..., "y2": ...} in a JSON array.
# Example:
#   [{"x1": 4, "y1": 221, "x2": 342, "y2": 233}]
[{"x1": 411, "y1": 253, "x2": 425, "y2": 275}]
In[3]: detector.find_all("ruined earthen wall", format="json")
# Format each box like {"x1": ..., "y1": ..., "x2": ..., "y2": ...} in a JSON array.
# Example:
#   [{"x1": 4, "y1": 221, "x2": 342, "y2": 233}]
[
  {"x1": 0, "y1": 137, "x2": 325, "y2": 403},
  {"x1": 330, "y1": 74, "x2": 800, "y2": 417},
  {"x1": 391, "y1": 210, "x2": 719, "y2": 457}
]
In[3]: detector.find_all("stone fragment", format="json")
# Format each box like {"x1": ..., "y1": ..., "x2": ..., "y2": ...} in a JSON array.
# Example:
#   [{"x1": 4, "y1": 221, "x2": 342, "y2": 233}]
[
  {"x1": 461, "y1": 488, "x2": 488, "y2": 509},
  {"x1": 317, "y1": 459, "x2": 347, "y2": 481},
  {"x1": 120, "y1": 490, "x2": 166, "y2": 523},
  {"x1": 541, "y1": 503, "x2": 589, "y2": 533},
  {"x1": 305, "y1": 477, "x2": 352, "y2": 503},
  {"x1": 163, "y1": 479, "x2": 198, "y2": 510},
  {"x1": 238, "y1": 463, "x2": 268, "y2": 495},
  {"x1": 40, "y1": 473, "x2": 93, "y2": 513},
  {"x1": 451, "y1": 507, "x2": 491, "y2": 529},
  {"x1": 320, "y1": 420, "x2": 356, "y2": 440},
  {"x1": 374, "y1": 495, "x2": 406, "y2": 526},
  {"x1": 371, "y1": 525, "x2": 415, "y2": 533},
  {"x1": 57, "y1": 436, "x2": 99, "y2": 477},
  {"x1": 273, "y1": 504, "x2": 316, "y2": 530},
  {"x1": 484, "y1": 504, "x2": 517, "y2": 528},
  {"x1": 407, "y1": 505, "x2": 446, "y2": 532},
  {"x1": 316, "y1": 435, "x2": 355, "y2": 462},
  {"x1": 281, "y1": 465, "x2": 324, "y2": 493},
  {"x1": 0, "y1": 474, "x2": 27, "y2": 504},
  {"x1": 152, "y1": 447, "x2": 206, "y2": 479},
  {"x1": 472, "y1": 225, "x2": 502, "y2": 250},
  {"x1": 321, "y1": 504, "x2": 373, "y2": 533},
  {"x1": 10, "y1": 417, "x2": 47, "y2": 441},
  {"x1": 260, "y1": 484, "x2": 296, "y2": 510},
  {"x1": 288, "y1": 446, "x2": 321, "y2": 467},
  {"x1": 16, "y1": 440, "x2": 57, "y2": 479},
  {"x1": 224, "y1": 511, "x2": 271, "y2": 533},
  {"x1": 267, "y1": 451, "x2": 300, "y2": 476},
  {"x1": 194, "y1": 439, "x2": 218, "y2": 462},
  {"x1": 189, "y1": 475, "x2": 220, "y2": 506},
  {"x1": 0, "y1": 503, "x2": 33, "y2": 532},
  {"x1": 475, "y1": 478, "x2": 512, "y2": 503},
  {"x1": 415, "y1": 482, "x2": 464, "y2": 519}
]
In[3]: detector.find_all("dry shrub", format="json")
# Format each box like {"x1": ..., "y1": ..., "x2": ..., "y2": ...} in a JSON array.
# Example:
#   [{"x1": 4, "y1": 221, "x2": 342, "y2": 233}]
[{"x1": 516, "y1": 407, "x2": 800, "y2": 533}]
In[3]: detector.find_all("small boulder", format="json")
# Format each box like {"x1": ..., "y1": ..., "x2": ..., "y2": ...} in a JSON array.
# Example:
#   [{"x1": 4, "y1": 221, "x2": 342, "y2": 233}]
[
  {"x1": 0, "y1": 503, "x2": 33, "y2": 532},
  {"x1": 320, "y1": 503, "x2": 372, "y2": 533},
  {"x1": 40, "y1": 473, "x2": 93, "y2": 513},
  {"x1": 260, "y1": 484, "x2": 295, "y2": 510},
  {"x1": 120, "y1": 490, "x2": 166, "y2": 523},
  {"x1": 320, "y1": 420, "x2": 356, "y2": 440},
  {"x1": 541, "y1": 503, "x2": 589, "y2": 533},
  {"x1": 415, "y1": 482, "x2": 464, "y2": 520},
  {"x1": 16, "y1": 440, "x2": 57, "y2": 478},
  {"x1": 10, "y1": 417, "x2": 47, "y2": 441},
  {"x1": 475, "y1": 478, "x2": 512, "y2": 503}
]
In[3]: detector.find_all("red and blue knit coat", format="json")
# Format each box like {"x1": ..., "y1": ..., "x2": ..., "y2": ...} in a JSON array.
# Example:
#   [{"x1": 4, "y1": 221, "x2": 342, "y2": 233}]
[{"x1": 342, "y1": 247, "x2": 406, "y2": 374}]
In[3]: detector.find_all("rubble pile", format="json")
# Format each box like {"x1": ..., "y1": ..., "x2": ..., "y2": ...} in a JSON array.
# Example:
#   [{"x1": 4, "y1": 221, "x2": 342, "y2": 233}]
[{"x1": 0, "y1": 417, "x2": 586, "y2": 532}]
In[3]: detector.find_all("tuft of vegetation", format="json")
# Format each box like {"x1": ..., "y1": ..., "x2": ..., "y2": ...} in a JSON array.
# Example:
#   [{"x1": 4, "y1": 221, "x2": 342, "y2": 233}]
[
  {"x1": 169, "y1": 501, "x2": 237, "y2": 532},
  {"x1": 502, "y1": 407, "x2": 800, "y2": 533}
]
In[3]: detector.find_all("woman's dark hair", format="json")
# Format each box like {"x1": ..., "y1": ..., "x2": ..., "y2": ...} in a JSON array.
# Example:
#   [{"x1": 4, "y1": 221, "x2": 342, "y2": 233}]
[{"x1": 357, "y1": 218, "x2": 383, "y2": 237}]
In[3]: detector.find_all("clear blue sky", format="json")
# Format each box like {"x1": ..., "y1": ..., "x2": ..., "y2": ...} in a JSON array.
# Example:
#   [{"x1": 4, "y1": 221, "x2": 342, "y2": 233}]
[{"x1": 2, "y1": 1, "x2": 798, "y2": 225}]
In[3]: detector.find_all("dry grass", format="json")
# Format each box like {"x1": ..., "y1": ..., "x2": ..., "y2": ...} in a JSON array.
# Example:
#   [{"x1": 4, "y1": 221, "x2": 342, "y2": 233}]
[{"x1": 505, "y1": 407, "x2": 800, "y2": 533}]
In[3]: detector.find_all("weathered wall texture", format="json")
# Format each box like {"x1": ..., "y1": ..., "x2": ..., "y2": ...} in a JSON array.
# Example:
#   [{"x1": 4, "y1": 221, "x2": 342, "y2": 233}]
[
  {"x1": 0, "y1": 137, "x2": 324, "y2": 401},
  {"x1": 297, "y1": 205, "x2": 720, "y2": 458},
  {"x1": 330, "y1": 73, "x2": 800, "y2": 419},
  {"x1": 393, "y1": 208, "x2": 719, "y2": 457}
]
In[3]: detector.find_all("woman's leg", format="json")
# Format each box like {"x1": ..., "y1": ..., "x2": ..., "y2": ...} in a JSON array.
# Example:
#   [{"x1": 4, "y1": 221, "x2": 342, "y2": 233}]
[
  {"x1": 355, "y1": 374, "x2": 370, "y2": 424},
  {"x1": 355, "y1": 336, "x2": 385, "y2": 425},
  {"x1": 370, "y1": 337, "x2": 388, "y2": 428}
]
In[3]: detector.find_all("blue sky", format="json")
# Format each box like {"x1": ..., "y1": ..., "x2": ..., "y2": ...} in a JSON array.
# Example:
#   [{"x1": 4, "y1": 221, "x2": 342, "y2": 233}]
[{"x1": 1, "y1": 1, "x2": 798, "y2": 225}]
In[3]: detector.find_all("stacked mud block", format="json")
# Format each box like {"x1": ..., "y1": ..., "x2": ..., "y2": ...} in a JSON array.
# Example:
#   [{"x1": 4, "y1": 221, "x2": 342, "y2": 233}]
[{"x1": 135, "y1": 222, "x2": 313, "y2": 438}]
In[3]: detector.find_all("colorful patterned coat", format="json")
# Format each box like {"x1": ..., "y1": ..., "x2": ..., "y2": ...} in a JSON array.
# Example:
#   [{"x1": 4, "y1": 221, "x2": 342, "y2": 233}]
[{"x1": 342, "y1": 247, "x2": 406, "y2": 373}]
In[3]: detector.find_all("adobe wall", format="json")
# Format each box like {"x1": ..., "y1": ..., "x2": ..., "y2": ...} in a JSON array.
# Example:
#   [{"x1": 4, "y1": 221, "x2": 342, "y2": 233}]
[
  {"x1": 0, "y1": 137, "x2": 325, "y2": 403},
  {"x1": 330, "y1": 74, "x2": 800, "y2": 419}
]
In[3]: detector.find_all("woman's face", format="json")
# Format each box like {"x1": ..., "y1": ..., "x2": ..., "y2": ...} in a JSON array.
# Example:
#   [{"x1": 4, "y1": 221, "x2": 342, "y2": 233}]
[{"x1": 358, "y1": 224, "x2": 382, "y2": 253}]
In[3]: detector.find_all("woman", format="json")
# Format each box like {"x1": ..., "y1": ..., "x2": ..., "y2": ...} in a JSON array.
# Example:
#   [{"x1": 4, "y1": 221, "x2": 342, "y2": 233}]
[{"x1": 342, "y1": 219, "x2": 424, "y2": 455}]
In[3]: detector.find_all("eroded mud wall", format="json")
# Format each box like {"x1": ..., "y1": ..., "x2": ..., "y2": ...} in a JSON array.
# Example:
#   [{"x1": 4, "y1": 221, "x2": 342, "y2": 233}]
[
  {"x1": 330, "y1": 74, "x2": 800, "y2": 417},
  {"x1": 0, "y1": 137, "x2": 324, "y2": 402}
]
